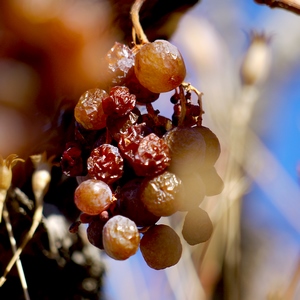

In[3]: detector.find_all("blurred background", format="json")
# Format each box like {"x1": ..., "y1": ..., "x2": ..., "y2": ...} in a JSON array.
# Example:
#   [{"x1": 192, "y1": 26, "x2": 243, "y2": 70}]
[{"x1": 1, "y1": 0, "x2": 300, "y2": 299}]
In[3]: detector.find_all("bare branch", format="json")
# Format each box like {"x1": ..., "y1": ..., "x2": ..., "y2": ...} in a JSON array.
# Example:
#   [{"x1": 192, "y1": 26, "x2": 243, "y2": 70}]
[{"x1": 255, "y1": 0, "x2": 300, "y2": 15}]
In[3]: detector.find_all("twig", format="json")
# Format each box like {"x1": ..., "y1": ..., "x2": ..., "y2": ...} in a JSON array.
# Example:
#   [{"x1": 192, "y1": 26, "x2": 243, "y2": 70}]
[
  {"x1": 255, "y1": 0, "x2": 300, "y2": 15},
  {"x1": 130, "y1": 0, "x2": 149, "y2": 44},
  {"x1": 2, "y1": 203, "x2": 30, "y2": 300}
]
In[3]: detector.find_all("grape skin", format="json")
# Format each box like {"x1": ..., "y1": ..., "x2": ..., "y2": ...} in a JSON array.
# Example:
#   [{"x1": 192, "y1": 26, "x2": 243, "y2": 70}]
[
  {"x1": 134, "y1": 40, "x2": 186, "y2": 93},
  {"x1": 74, "y1": 88, "x2": 108, "y2": 130},
  {"x1": 140, "y1": 224, "x2": 182, "y2": 270},
  {"x1": 182, "y1": 208, "x2": 213, "y2": 245},
  {"x1": 74, "y1": 179, "x2": 113, "y2": 215},
  {"x1": 102, "y1": 215, "x2": 140, "y2": 260}
]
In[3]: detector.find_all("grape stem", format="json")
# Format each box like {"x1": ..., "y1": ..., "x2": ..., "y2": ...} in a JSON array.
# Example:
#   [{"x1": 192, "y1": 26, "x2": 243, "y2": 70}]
[
  {"x1": 181, "y1": 82, "x2": 205, "y2": 126},
  {"x1": 130, "y1": 0, "x2": 149, "y2": 45}
]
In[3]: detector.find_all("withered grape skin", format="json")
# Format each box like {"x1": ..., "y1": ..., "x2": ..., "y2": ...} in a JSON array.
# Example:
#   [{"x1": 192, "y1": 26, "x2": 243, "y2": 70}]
[
  {"x1": 106, "y1": 108, "x2": 140, "y2": 142},
  {"x1": 134, "y1": 40, "x2": 186, "y2": 93},
  {"x1": 163, "y1": 127, "x2": 206, "y2": 175},
  {"x1": 182, "y1": 208, "x2": 213, "y2": 245},
  {"x1": 105, "y1": 42, "x2": 135, "y2": 86},
  {"x1": 133, "y1": 133, "x2": 171, "y2": 177},
  {"x1": 74, "y1": 179, "x2": 113, "y2": 215},
  {"x1": 74, "y1": 88, "x2": 108, "y2": 130},
  {"x1": 102, "y1": 86, "x2": 136, "y2": 116},
  {"x1": 102, "y1": 215, "x2": 140, "y2": 260},
  {"x1": 140, "y1": 224, "x2": 182, "y2": 270},
  {"x1": 140, "y1": 171, "x2": 182, "y2": 216},
  {"x1": 118, "y1": 178, "x2": 160, "y2": 227},
  {"x1": 87, "y1": 144, "x2": 124, "y2": 185},
  {"x1": 200, "y1": 167, "x2": 224, "y2": 196}
]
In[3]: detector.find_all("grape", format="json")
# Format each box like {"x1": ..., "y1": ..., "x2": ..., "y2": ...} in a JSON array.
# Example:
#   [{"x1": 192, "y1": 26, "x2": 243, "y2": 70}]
[
  {"x1": 177, "y1": 172, "x2": 206, "y2": 211},
  {"x1": 102, "y1": 215, "x2": 140, "y2": 260},
  {"x1": 74, "y1": 179, "x2": 113, "y2": 215},
  {"x1": 200, "y1": 167, "x2": 224, "y2": 196},
  {"x1": 87, "y1": 217, "x2": 105, "y2": 250},
  {"x1": 60, "y1": 142, "x2": 83, "y2": 177},
  {"x1": 118, "y1": 178, "x2": 160, "y2": 227},
  {"x1": 87, "y1": 144, "x2": 124, "y2": 185},
  {"x1": 125, "y1": 70, "x2": 160, "y2": 104},
  {"x1": 105, "y1": 42, "x2": 135, "y2": 86},
  {"x1": 134, "y1": 40, "x2": 186, "y2": 93},
  {"x1": 163, "y1": 126, "x2": 206, "y2": 175},
  {"x1": 118, "y1": 123, "x2": 151, "y2": 163},
  {"x1": 140, "y1": 171, "x2": 182, "y2": 216},
  {"x1": 195, "y1": 126, "x2": 221, "y2": 168},
  {"x1": 74, "y1": 88, "x2": 108, "y2": 130},
  {"x1": 133, "y1": 133, "x2": 171, "y2": 177},
  {"x1": 182, "y1": 208, "x2": 213, "y2": 245},
  {"x1": 106, "y1": 109, "x2": 140, "y2": 143},
  {"x1": 102, "y1": 86, "x2": 136, "y2": 116},
  {"x1": 104, "y1": 42, "x2": 160, "y2": 104},
  {"x1": 140, "y1": 224, "x2": 182, "y2": 270}
]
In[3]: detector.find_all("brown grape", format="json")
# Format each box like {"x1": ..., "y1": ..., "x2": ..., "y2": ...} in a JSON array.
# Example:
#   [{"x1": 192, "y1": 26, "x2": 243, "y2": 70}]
[
  {"x1": 134, "y1": 40, "x2": 186, "y2": 93},
  {"x1": 182, "y1": 208, "x2": 213, "y2": 245},
  {"x1": 140, "y1": 171, "x2": 182, "y2": 216},
  {"x1": 140, "y1": 224, "x2": 182, "y2": 270},
  {"x1": 74, "y1": 88, "x2": 108, "y2": 130},
  {"x1": 200, "y1": 167, "x2": 224, "y2": 196},
  {"x1": 163, "y1": 126, "x2": 206, "y2": 175},
  {"x1": 102, "y1": 215, "x2": 140, "y2": 260},
  {"x1": 74, "y1": 179, "x2": 113, "y2": 215},
  {"x1": 195, "y1": 126, "x2": 221, "y2": 168},
  {"x1": 177, "y1": 172, "x2": 206, "y2": 211}
]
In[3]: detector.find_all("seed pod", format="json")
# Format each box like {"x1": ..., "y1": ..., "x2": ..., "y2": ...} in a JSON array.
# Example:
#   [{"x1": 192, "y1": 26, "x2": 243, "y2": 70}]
[{"x1": 240, "y1": 32, "x2": 271, "y2": 86}]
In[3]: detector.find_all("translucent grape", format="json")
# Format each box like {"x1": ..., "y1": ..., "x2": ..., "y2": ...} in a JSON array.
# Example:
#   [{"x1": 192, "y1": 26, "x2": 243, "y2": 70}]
[
  {"x1": 74, "y1": 179, "x2": 113, "y2": 215},
  {"x1": 102, "y1": 215, "x2": 140, "y2": 260},
  {"x1": 134, "y1": 40, "x2": 186, "y2": 93}
]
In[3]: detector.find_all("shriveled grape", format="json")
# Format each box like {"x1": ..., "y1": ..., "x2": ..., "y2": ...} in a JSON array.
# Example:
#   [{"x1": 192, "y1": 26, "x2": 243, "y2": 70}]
[
  {"x1": 140, "y1": 171, "x2": 182, "y2": 216},
  {"x1": 87, "y1": 144, "x2": 124, "y2": 185},
  {"x1": 140, "y1": 224, "x2": 182, "y2": 270},
  {"x1": 74, "y1": 88, "x2": 108, "y2": 130}
]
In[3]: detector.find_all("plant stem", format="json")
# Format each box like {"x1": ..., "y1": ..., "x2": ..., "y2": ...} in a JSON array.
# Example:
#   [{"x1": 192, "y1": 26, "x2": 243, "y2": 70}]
[
  {"x1": 3, "y1": 203, "x2": 30, "y2": 300},
  {"x1": 130, "y1": 0, "x2": 149, "y2": 44}
]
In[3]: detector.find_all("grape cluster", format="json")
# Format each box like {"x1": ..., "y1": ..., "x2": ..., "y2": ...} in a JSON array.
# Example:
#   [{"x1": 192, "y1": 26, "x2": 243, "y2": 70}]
[{"x1": 61, "y1": 13, "x2": 223, "y2": 270}]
